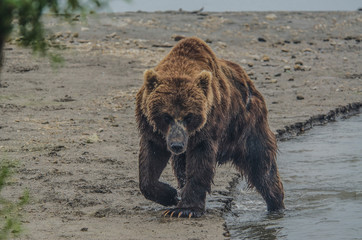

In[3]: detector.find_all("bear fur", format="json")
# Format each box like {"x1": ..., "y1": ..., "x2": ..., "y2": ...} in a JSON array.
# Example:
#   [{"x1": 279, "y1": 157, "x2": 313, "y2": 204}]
[{"x1": 135, "y1": 37, "x2": 285, "y2": 218}]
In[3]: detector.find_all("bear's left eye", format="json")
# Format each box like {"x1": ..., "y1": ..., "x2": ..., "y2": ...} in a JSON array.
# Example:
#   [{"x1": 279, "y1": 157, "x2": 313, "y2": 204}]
[
  {"x1": 183, "y1": 114, "x2": 194, "y2": 125},
  {"x1": 163, "y1": 114, "x2": 173, "y2": 124}
]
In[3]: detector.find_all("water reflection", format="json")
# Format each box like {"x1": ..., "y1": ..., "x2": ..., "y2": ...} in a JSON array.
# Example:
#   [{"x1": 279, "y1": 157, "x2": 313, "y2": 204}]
[{"x1": 226, "y1": 114, "x2": 362, "y2": 240}]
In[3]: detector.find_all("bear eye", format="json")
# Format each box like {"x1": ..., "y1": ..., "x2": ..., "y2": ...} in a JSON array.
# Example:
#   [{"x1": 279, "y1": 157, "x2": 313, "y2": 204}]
[
  {"x1": 183, "y1": 113, "x2": 194, "y2": 125},
  {"x1": 163, "y1": 114, "x2": 173, "y2": 124}
]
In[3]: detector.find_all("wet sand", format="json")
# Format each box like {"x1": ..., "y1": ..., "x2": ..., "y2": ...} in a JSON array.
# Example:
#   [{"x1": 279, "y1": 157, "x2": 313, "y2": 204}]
[{"x1": 0, "y1": 11, "x2": 361, "y2": 239}]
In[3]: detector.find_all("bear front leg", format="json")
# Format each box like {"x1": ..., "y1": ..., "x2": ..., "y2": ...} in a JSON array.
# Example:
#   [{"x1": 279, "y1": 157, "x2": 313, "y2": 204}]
[
  {"x1": 164, "y1": 141, "x2": 216, "y2": 218},
  {"x1": 139, "y1": 138, "x2": 179, "y2": 206},
  {"x1": 171, "y1": 154, "x2": 186, "y2": 189}
]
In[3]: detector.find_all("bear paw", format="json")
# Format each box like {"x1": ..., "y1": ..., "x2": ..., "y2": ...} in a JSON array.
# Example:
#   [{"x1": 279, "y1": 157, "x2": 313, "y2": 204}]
[{"x1": 162, "y1": 208, "x2": 204, "y2": 218}]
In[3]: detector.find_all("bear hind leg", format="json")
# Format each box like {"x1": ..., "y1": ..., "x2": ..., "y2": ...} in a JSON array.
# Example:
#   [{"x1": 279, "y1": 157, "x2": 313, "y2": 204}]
[
  {"x1": 248, "y1": 161, "x2": 285, "y2": 211},
  {"x1": 239, "y1": 134, "x2": 285, "y2": 211}
]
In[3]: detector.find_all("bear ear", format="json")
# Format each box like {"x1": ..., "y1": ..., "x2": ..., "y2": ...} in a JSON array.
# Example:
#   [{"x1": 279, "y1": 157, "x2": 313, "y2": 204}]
[
  {"x1": 195, "y1": 70, "x2": 212, "y2": 96},
  {"x1": 144, "y1": 69, "x2": 159, "y2": 92}
]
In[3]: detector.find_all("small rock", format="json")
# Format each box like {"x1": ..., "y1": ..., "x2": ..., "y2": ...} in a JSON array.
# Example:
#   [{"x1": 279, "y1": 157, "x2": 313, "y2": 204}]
[
  {"x1": 265, "y1": 14, "x2": 277, "y2": 20},
  {"x1": 86, "y1": 133, "x2": 100, "y2": 143},
  {"x1": 81, "y1": 27, "x2": 89, "y2": 31},
  {"x1": 0, "y1": 82, "x2": 9, "y2": 88},
  {"x1": 106, "y1": 32, "x2": 117, "y2": 38},
  {"x1": 72, "y1": 15, "x2": 80, "y2": 21},
  {"x1": 303, "y1": 48, "x2": 313, "y2": 53},
  {"x1": 205, "y1": 38, "x2": 213, "y2": 43},
  {"x1": 271, "y1": 79, "x2": 278, "y2": 83},
  {"x1": 54, "y1": 95, "x2": 75, "y2": 102},
  {"x1": 247, "y1": 71, "x2": 254, "y2": 76},
  {"x1": 294, "y1": 64, "x2": 304, "y2": 71},
  {"x1": 261, "y1": 55, "x2": 270, "y2": 62},
  {"x1": 295, "y1": 60, "x2": 303, "y2": 66},
  {"x1": 54, "y1": 32, "x2": 63, "y2": 39},
  {"x1": 258, "y1": 37, "x2": 266, "y2": 42},
  {"x1": 288, "y1": 78, "x2": 294, "y2": 81},
  {"x1": 78, "y1": 39, "x2": 89, "y2": 43},
  {"x1": 296, "y1": 95, "x2": 304, "y2": 100},
  {"x1": 274, "y1": 73, "x2": 282, "y2": 77},
  {"x1": 223, "y1": 232, "x2": 231, "y2": 237},
  {"x1": 217, "y1": 41, "x2": 227, "y2": 48},
  {"x1": 72, "y1": 32, "x2": 79, "y2": 38},
  {"x1": 171, "y1": 34, "x2": 185, "y2": 41},
  {"x1": 284, "y1": 66, "x2": 291, "y2": 72},
  {"x1": 247, "y1": 63, "x2": 254, "y2": 67},
  {"x1": 281, "y1": 48, "x2": 289, "y2": 52},
  {"x1": 80, "y1": 227, "x2": 88, "y2": 232}
]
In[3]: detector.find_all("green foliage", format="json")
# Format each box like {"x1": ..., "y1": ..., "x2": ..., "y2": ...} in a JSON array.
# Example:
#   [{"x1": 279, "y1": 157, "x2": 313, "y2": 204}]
[{"x1": 0, "y1": 161, "x2": 29, "y2": 240}]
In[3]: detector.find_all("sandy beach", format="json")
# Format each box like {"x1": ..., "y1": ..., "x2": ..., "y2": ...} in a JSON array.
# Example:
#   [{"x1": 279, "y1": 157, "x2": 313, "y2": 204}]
[{"x1": 0, "y1": 11, "x2": 361, "y2": 239}]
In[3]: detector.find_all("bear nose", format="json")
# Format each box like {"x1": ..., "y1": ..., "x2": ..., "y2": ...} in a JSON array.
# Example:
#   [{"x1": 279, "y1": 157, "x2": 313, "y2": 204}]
[{"x1": 170, "y1": 142, "x2": 184, "y2": 153}]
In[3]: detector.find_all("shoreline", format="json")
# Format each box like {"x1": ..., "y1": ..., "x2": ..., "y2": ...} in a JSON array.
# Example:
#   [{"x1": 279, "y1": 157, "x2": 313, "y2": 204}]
[
  {"x1": 1, "y1": 11, "x2": 361, "y2": 239},
  {"x1": 276, "y1": 101, "x2": 362, "y2": 140}
]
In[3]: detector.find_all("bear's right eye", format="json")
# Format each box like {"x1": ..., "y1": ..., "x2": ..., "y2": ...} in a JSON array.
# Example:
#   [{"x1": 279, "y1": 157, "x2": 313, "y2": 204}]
[{"x1": 163, "y1": 114, "x2": 173, "y2": 124}]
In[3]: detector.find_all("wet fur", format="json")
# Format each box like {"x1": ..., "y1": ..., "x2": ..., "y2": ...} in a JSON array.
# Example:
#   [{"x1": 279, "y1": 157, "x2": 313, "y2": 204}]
[{"x1": 135, "y1": 37, "x2": 285, "y2": 216}]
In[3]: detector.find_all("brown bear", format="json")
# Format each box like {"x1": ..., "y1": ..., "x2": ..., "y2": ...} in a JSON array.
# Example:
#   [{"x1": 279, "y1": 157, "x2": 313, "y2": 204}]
[{"x1": 135, "y1": 37, "x2": 284, "y2": 218}]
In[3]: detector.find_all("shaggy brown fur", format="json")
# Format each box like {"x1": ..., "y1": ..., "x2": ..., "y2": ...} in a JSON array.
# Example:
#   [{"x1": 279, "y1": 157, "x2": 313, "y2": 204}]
[{"x1": 135, "y1": 37, "x2": 284, "y2": 218}]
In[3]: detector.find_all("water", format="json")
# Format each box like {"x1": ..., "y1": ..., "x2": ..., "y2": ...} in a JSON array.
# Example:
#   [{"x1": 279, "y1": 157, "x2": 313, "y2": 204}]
[
  {"x1": 108, "y1": 0, "x2": 362, "y2": 12},
  {"x1": 225, "y1": 114, "x2": 362, "y2": 240}
]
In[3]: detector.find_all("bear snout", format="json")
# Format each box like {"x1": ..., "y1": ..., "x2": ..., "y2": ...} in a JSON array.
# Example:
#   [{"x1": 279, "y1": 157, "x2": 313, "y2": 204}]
[
  {"x1": 170, "y1": 142, "x2": 185, "y2": 154},
  {"x1": 167, "y1": 122, "x2": 188, "y2": 154}
]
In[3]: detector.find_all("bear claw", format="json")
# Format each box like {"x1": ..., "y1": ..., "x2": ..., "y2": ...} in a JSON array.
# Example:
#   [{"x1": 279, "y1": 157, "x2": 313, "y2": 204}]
[{"x1": 162, "y1": 208, "x2": 203, "y2": 218}]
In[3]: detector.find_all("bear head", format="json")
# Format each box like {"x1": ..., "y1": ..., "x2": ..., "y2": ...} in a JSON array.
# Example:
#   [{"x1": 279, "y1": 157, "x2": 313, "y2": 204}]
[{"x1": 142, "y1": 69, "x2": 213, "y2": 155}]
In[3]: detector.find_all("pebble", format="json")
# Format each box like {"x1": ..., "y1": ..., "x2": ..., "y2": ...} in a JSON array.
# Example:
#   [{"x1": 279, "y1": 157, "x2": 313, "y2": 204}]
[
  {"x1": 284, "y1": 66, "x2": 291, "y2": 72},
  {"x1": 296, "y1": 95, "x2": 305, "y2": 100},
  {"x1": 106, "y1": 32, "x2": 117, "y2": 38},
  {"x1": 78, "y1": 39, "x2": 90, "y2": 43},
  {"x1": 247, "y1": 71, "x2": 254, "y2": 76},
  {"x1": 261, "y1": 55, "x2": 270, "y2": 62},
  {"x1": 258, "y1": 37, "x2": 266, "y2": 42},
  {"x1": 247, "y1": 63, "x2": 254, "y2": 67},
  {"x1": 54, "y1": 32, "x2": 63, "y2": 38},
  {"x1": 281, "y1": 48, "x2": 289, "y2": 52},
  {"x1": 303, "y1": 48, "x2": 313, "y2": 53},
  {"x1": 217, "y1": 41, "x2": 228, "y2": 48},
  {"x1": 294, "y1": 64, "x2": 304, "y2": 71},
  {"x1": 288, "y1": 78, "x2": 294, "y2": 81},
  {"x1": 265, "y1": 14, "x2": 277, "y2": 21},
  {"x1": 274, "y1": 73, "x2": 282, "y2": 77},
  {"x1": 81, "y1": 27, "x2": 89, "y2": 31},
  {"x1": 171, "y1": 34, "x2": 185, "y2": 41}
]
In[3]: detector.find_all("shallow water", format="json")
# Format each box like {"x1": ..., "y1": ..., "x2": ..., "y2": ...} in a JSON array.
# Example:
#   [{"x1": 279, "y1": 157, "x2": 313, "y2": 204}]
[{"x1": 225, "y1": 114, "x2": 362, "y2": 240}]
